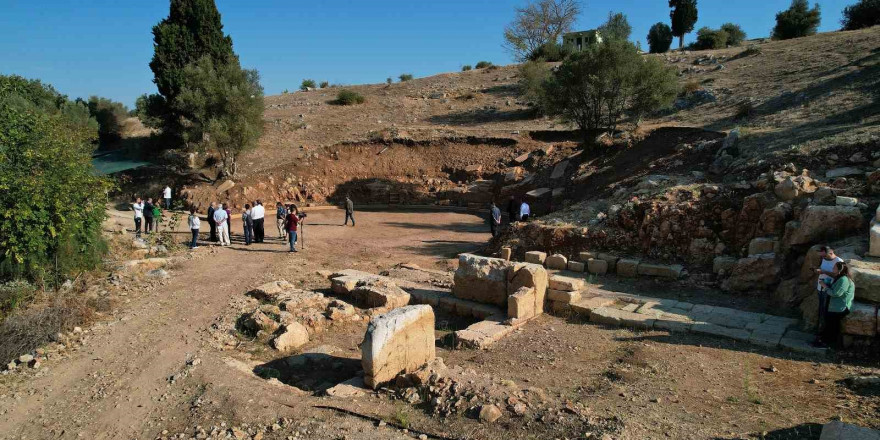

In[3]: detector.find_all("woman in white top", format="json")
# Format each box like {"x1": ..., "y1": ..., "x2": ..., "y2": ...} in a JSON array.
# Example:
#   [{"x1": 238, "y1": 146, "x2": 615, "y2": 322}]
[
  {"x1": 132, "y1": 198, "x2": 144, "y2": 237},
  {"x1": 187, "y1": 207, "x2": 201, "y2": 249},
  {"x1": 814, "y1": 246, "x2": 843, "y2": 340}
]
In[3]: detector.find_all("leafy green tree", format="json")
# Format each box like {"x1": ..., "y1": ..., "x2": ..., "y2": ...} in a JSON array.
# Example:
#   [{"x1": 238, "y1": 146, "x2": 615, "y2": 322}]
[
  {"x1": 174, "y1": 56, "x2": 264, "y2": 178},
  {"x1": 83, "y1": 96, "x2": 129, "y2": 145},
  {"x1": 669, "y1": 0, "x2": 699, "y2": 49},
  {"x1": 504, "y1": 0, "x2": 581, "y2": 61},
  {"x1": 647, "y1": 22, "x2": 674, "y2": 53},
  {"x1": 134, "y1": 93, "x2": 168, "y2": 129},
  {"x1": 146, "y1": 0, "x2": 236, "y2": 135},
  {"x1": 772, "y1": 0, "x2": 821, "y2": 40},
  {"x1": 398, "y1": 73, "x2": 414, "y2": 82},
  {"x1": 720, "y1": 23, "x2": 747, "y2": 45},
  {"x1": 694, "y1": 27, "x2": 730, "y2": 49},
  {"x1": 841, "y1": 0, "x2": 880, "y2": 30},
  {"x1": 517, "y1": 61, "x2": 552, "y2": 114},
  {"x1": 598, "y1": 12, "x2": 632, "y2": 41},
  {"x1": 527, "y1": 42, "x2": 572, "y2": 61},
  {"x1": 0, "y1": 90, "x2": 110, "y2": 283},
  {"x1": 542, "y1": 40, "x2": 678, "y2": 140},
  {"x1": 300, "y1": 79, "x2": 317, "y2": 91}
]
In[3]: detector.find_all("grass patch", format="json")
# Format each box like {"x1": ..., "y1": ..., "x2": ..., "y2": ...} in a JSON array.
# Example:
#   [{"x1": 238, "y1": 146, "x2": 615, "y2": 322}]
[
  {"x1": 0, "y1": 291, "x2": 94, "y2": 364},
  {"x1": 391, "y1": 404, "x2": 410, "y2": 428}
]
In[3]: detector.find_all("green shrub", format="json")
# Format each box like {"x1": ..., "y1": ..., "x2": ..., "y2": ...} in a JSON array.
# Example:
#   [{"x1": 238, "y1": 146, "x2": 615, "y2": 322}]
[
  {"x1": 683, "y1": 80, "x2": 701, "y2": 95},
  {"x1": 720, "y1": 23, "x2": 747, "y2": 45},
  {"x1": 647, "y1": 22, "x2": 674, "y2": 53},
  {"x1": 386, "y1": 77, "x2": 393, "y2": 84},
  {"x1": 527, "y1": 42, "x2": 572, "y2": 62},
  {"x1": 0, "y1": 281, "x2": 36, "y2": 320},
  {"x1": 475, "y1": 61, "x2": 493, "y2": 69},
  {"x1": 518, "y1": 61, "x2": 551, "y2": 113},
  {"x1": 842, "y1": 0, "x2": 880, "y2": 30},
  {"x1": 319, "y1": 81, "x2": 329, "y2": 88},
  {"x1": 84, "y1": 96, "x2": 129, "y2": 145},
  {"x1": 398, "y1": 73, "x2": 414, "y2": 82},
  {"x1": 773, "y1": 0, "x2": 821, "y2": 40},
  {"x1": 334, "y1": 89, "x2": 365, "y2": 105},
  {"x1": 462, "y1": 65, "x2": 472, "y2": 71},
  {"x1": 300, "y1": 79, "x2": 317, "y2": 90},
  {"x1": 694, "y1": 27, "x2": 730, "y2": 50}
]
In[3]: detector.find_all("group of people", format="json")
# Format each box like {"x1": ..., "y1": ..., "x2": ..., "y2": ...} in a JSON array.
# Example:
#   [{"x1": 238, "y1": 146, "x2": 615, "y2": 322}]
[
  {"x1": 487, "y1": 196, "x2": 531, "y2": 237},
  {"x1": 130, "y1": 186, "x2": 174, "y2": 237},
  {"x1": 813, "y1": 246, "x2": 856, "y2": 349},
  {"x1": 195, "y1": 200, "x2": 306, "y2": 251}
]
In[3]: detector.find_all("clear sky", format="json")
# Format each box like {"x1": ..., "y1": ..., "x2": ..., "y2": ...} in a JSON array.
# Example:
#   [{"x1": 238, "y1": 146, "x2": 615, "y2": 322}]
[{"x1": 0, "y1": 0, "x2": 854, "y2": 108}]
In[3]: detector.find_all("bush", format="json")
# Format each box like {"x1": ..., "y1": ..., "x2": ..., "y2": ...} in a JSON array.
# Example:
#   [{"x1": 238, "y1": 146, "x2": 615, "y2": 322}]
[
  {"x1": 773, "y1": 0, "x2": 822, "y2": 40},
  {"x1": 398, "y1": 73, "x2": 414, "y2": 82},
  {"x1": 475, "y1": 61, "x2": 493, "y2": 69},
  {"x1": 647, "y1": 22, "x2": 674, "y2": 53},
  {"x1": 527, "y1": 42, "x2": 572, "y2": 62},
  {"x1": 300, "y1": 79, "x2": 317, "y2": 91},
  {"x1": 319, "y1": 81, "x2": 329, "y2": 89},
  {"x1": 386, "y1": 77, "x2": 393, "y2": 84},
  {"x1": 842, "y1": 0, "x2": 880, "y2": 30},
  {"x1": 334, "y1": 89, "x2": 365, "y2": 105},
  {"x1": 462, "y1": 65, "x2": 472, "y2": 71},
  {"x1": 694, "y1": 27, "x2": 730, "y2": 50},
  {"x1": 0, "y1": 281, "x2": 36, "y2": 320},
  {"x1": 518, "y1": 61, "x2": 551, "y2": 113},
  {"x1": 84, "y1": 96, "x2": 129, "y2": 145},
  {"x1": 542, "y1": 40, "x2": 678, "y2": 137},
  {"x1": 682, "y1": 80, "x2": 701, "y2": 95},
  {"x1": 720, "y1": 23, "x2": 747, "y2": 45}
]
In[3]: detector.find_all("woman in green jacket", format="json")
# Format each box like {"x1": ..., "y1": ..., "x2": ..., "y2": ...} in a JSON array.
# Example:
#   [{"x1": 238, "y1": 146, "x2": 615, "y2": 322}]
[{"x1": 819, "y1": 261, "x2": 855, "y2": 348}]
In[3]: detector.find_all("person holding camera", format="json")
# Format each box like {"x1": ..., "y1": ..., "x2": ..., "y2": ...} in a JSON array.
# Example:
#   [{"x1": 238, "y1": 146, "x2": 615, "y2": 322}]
[{"x1": 284, "y1": 204, "x2": 305, "y2": 252}]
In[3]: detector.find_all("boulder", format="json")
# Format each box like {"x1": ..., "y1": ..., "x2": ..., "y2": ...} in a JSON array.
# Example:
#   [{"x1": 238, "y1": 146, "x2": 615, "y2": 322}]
[
  {"x1": 550, "y1": 161, "x2": 569, "y2": 180},
  {"x1": 759, "y1": 203, "x2": 792, "y2": 236},
  {"x1": 545, "y1": 254, "x2": 568, "y2": 270},
  {"x1": 813, "y1": 187, "x2": 836, "y2": 205},
  {"x1": 849, "y1": 265, "x2": 880, "y2": 303},
  {"x1": 723, "y1": 254, "x2": 781, "y2": 292},
  {"x1": 241, "y1": 310, "x2": 280, "y2": 335},
  {"x1": 842, "y1": 303, "x2": 877, "y2": 337},
  {"x1": 508, "y1": 287, "x2": 536, "y2": 320},
  {"x1": 748, "y1": 237, "x2": 778, "y2": 256},
  {"x1": 478, "y1": 404, "x2": 503, "y2": 423},
  {"x1": 272, "y1": 322, "x2": 310, "y2": 352},
  {"x1": 784, "y1": 206, "x2": 863, "y2": 246},
  {"x1": 524, "y1": 251, "x2": 547, "y2": 265},
  {"x1": 453, "y1": 254, "x2": 510, "y2": 306},
  {"x1": 216, "y1": 180, "x2": 235, "y2": 193},
  {"x1": 507, "y1": 262, "x2": 548, "y2": 315},
  {"x1": 248, "y1": 280, "x2": 295, "y2": 302},
  {"x1": 819, "y1": 421, "x2": 880, "y2": 440},
  {"x1": 361, "y1": 305, "x2": 435, "y2": 389},
  {"x1": 869, "y1": 224, "x2": 880, "y2": 258},
  {"x1": 774, "y1": 177, "x2": 799, "y2": 201}
]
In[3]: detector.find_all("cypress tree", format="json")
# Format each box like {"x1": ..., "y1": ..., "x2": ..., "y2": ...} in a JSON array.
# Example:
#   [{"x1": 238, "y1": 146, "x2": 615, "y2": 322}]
[{"x1": 669, "y1": 0, "x2": 699, "y2": 49}]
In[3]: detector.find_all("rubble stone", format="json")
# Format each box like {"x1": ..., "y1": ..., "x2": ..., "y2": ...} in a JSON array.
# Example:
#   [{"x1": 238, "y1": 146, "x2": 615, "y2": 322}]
[
  {"x1": 748, "y1": 237, "x2": 778, "y2": 256},
  {"x1": 723, "y1": 254, "x2": 781, "y2": 292},
  {"x1": 248, "y1": 280, "x2": 295, "y2": 302},
  {"x1": 784, "y1": 206, "x2": 862, "y2": 246}
]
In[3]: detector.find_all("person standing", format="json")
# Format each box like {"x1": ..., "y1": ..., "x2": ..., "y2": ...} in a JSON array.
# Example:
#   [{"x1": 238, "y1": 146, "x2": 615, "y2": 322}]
[
  {"x1": 242, "y1": 204, "x2": 254, "y2": 245},
  {"x1": 252, "y1": 200, "x2": 265, "y2": 243},
  {"x1": 275, "y1": 202, "x2": 288, "y2": 239},
  {"x1": 132, "y1": 197, "x2": 144, "y2": 237},
  {"x1": 814, "y1": 246, "x2": 844, "y2": 341},
  {"x1": 143, "y1": 198, "x2": 155, "y2": 234},
  {"x1": 489, "y1": 202, "x2": 502, "y2": 237},
  {"x1": 284, "y1": 204, "x2": 303, "y2": 253},
  {"x1": 519, "y1": 200, "x2": 531, "y2": 222},
  {"x1": 214, "y1": 204, "x2": 230, "y2": 246},
  {"x1": 819, "y1": 261, "x2": 855, "y2": 349},
  {"x1": 152, "y1": 201, "x2": 163, "y2": 232},
  {"x1": 506, "y1": 196, "x2": 518, "y2": 225},
  {"x1": 224, "y1": 203, "x2": 233, "y2": 239},
  {"x1": 207, "y1": 202, "x2": 218, "y2": 242},
  {"x1": 344, "y1": 195, "x2": 355, "y2": 227},
  {"x1": 163, "y1": 185, "x2": 172, "y2": 209},
  {"x1": 187, "y1": 207, "x2": 200, "y2": 249}
]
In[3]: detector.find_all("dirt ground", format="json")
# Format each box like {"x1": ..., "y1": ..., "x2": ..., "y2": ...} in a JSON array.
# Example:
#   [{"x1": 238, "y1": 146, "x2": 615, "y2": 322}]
[{"x1": 1, "y1": 207, "x2": 877, "y2": 440}]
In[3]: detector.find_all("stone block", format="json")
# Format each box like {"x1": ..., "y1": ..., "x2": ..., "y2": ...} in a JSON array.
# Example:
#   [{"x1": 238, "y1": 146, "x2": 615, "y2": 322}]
[
  {"x1": 331, "y1": 276, "x2": 359, "y2": 296},
  {"x1": 508, "y1": 287, "x2": 536, "y2": 320},
  {"x1": 713, "y1": 256, "x2": 737, "y2": 274},
  {"x1": 567, "y1": 261, "x2": 585, "y2": 272},
  {"x1": 779, "y1": 337, "x2": 828, "y2": 356},
  {"x1": 597, "y1": 253, "x2": 619, "y2": 272},
  {"x1": 507, "y1": 262, "x2": 548, "y2": 316},
  {"x1": 850, "y1": 265, "x2": 880, "y2": 303},
  {"x1": 272, "y1": 322, "x2": 310, "y2": 352},
  {"x1": 545, "y1": 254, "x2": 568, "y2": 270},
  {"x1": 617, "y1": 259, "x2": 640, "y2": 277},
  {"x1": 524, "y1": 251, "x2": 547, "y2": 265},
  {"x1": 637, "y1": 263, "x2": 684, "y2": 279},
  {"x1": 835, "y1": 196, "x2": 858, "y2": 206},
  {"x1": 248, "y1": 280, "x2": 294, "y2": 302},
  {"x1": 842, "y1": 302, "x2": 878, "y2": 337},
  {"x1": 570, "y1": 296, "x2": 616, "y2": 315},
  {"x1": 587, "y1": 258, "x2": 609, "y2": 275},
  {"x1": 453, "y1": 254, "x2": 510, "y2": 306},
  {"x1": 748, "y1": 237, "x2": 778, "y2": 256},
  {"x1": 547, "y1": 289, "x2": 581, "y2": 303},
  {"x1": 869, "y1": 224, "x2": 880, "y2": 258},
  {"x1": 500, "y1": 247, "x2": 512, "y2": 261},
  {"x1": 455, "y1": 319, "x2": 515, "y2": 349},
  {"x1": 353, "y1": 279, "x2": 411, "y2": 310},
  {"x1": 820, "y1": 421, "x2": 880, "y2": 440},
  {"x1": 579, "y1": 251, "x2": 597, "y2": 262},
  {"x1": 549, "y1": 275, "x2": 585, "y2": 291},
  {"x1": 362, "y1": 305, "x2": 435, "y2": 388},
  {"x1": 748, "y1": 331, "x2": 782, "y2": 348},
  {"x1": 654, "y1": 318, "x2": 692, "y2": 333}
]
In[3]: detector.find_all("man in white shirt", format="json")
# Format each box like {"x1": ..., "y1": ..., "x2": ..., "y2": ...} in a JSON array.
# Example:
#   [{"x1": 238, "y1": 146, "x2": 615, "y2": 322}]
[
  {"x1": 213, "y1": 204, "x2": 230, "y2": 246},
  {"x1": 251, "y1": 200, "x2": 266, "y2": 243},
  {"x1": 163, "y1": 186, "x2": 172, "y2": 209},
  {"x1": 519, "y1": 201, "x2": 531, "y2": 222},
  {"x1": 132, "y1": 198, "x2": 144, "y2": 237}
]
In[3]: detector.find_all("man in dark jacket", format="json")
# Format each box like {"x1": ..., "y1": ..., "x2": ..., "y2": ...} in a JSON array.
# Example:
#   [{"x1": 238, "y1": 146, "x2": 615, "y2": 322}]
[
  {"x1": 506, "y1": 196, "x2": 518, "y2": 225},
  {"x1": 143, "y1": 198, "x2": 155, "y2": 234},
  {"x1": 344, "y1": 195, "x2": 355, "y2": 227},
  {"x1": 207, "y1": 202, "x2": 218, "y2": 242},
  {"x1": 489, "y1": 202, "x2": 502, "y2": 237}
]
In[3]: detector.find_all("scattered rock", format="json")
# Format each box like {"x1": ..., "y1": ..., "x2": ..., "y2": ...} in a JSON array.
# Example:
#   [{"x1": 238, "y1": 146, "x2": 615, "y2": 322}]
[
  {"x1": 272, "y1": 322, "x2": 310, "y2": 352},
  {"x1": 478, "y1": 404, "x2": 503, "y2": 423}
]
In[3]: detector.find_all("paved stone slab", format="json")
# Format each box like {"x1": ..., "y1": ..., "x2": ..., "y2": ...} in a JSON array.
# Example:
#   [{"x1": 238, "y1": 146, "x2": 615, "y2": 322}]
[
  {"x1": 705, "y1": 314, "x2": 750, "y2": 329},
  {"x1": 570, "y1": 296, "x2": 616, "y2": 315},
  {"x1": 621, "y1": 303, "x2": 639, "y2": 312},
  {"x1": 590, "y1": 307, "x2": 655, "y2": 330},
  {"x1": 691, "y1": 322, "x2": 751, "y2": 341},
  {"x1": 749, "y1": 331, "x2": 783, "y2": 348},
  {"x1": 547, "y1": 289, "x2": 581, "y2": 303},
  {"x1": 779, "y1": 337, "x2": 828, "y2": 356},
  {"x1": 654, "y1": 318, "x2": 693, "y2": 333},
  {"x1": 675, "y1": 301, "x2": 695, "y2": 311},
  {"x1": 455, "y1": 319, "x2": 516, "y2": 349}
]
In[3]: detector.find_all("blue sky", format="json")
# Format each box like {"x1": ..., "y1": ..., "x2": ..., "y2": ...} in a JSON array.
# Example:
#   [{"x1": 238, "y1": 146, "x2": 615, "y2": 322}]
[{"x1": 0, "y1": 0, "x2": 853, "y2": 107}]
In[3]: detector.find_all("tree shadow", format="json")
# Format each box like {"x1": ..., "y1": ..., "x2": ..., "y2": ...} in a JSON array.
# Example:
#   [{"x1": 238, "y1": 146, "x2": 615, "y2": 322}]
[
  {"x1": 253, "y1": 353, "x2": 362, "y2": 394},
  {"x1": 712, "y1": 423, "x2": 824, "y2": 440},
  {"x1": 425, "y1": 107, "x2": 538, "y2": 127},
  {"x1": 480, "y1": 84, "x2": 520, "y2": 98},
  {"x1": 381, "y1": 221, "x2": 487, "y2": 234},
  {"x1": 401, "y1": 240, "x2": 485, "y2": 259}
]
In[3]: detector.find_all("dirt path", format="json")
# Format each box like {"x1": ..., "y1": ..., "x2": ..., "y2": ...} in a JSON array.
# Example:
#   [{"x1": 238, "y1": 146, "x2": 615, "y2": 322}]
[{"x1": 0, "y1": 208, "x2": 490, "y2": 440}]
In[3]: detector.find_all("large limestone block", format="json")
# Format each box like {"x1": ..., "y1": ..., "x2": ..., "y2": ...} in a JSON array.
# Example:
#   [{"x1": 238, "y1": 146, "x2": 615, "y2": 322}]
[
  {"x1": 272, "y1": 322, "x2": 310, "y2": 352},
  {"x1": 722, "y1": 254, "x2": 781, "y2": 292},
  {"x1": 842, "y1": 302, "x2": 878, "y2": 337},
  {"x1": 597, "y1": 253, "x2": 619, "y2": 272},
  {"x1": 549, "y1": 275, "x2": 585, "y2": 291},
  {"x1": 453, "y1": 254, "x2": 510, "y2": 306},
  {"x1": 361, "y1": 305, "x2": 436, "y2": 389},
  {"x1": 784, "y1": 206, "x2": 863, "y2": 246},
  {"x1": 547, "y1": 289, "x2": 580, "y2": 303},
  {"x1": 248, "y1": 280, "x2": 294, "y2": 302},
  {"x1": 748, "y1": 237, "x2": 778, "y2": 256},
  {"x1": 508, "y1": 262, "x2": 548, "y2": 315},
  {"x1": 637, "y1": 263, "x2": 683, "y2": 279},
  {"x1": 617, "y1": 259, "x2": 640, "y2": 277},
  {"x1": 820, "y1": 421, "x2": 880, "y2": 440},
  {"x1": 849, "y1": 266, "x2": 880, "y2": 303},
  {"x1": 567, "y1": 261, "x2": 585, "y2": 272},
  {"x1": 869, "y1": 224, "x2": 880, "y2": 258},
  {"x1": 508, "y1": 287, "x2": 536, "y2": 320},
  {"x1": 525, "y1": 251, "x2": 547, "y2": 265},
  {"x1": 545, "y1": 254, "x2": 568, "y2": 270},
  {"x1": 587, "y1": 258, "x2": 608, "y2": 275}
]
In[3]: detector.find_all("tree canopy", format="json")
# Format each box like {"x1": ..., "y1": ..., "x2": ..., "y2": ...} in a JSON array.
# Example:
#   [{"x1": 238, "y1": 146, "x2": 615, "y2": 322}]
[
  {"x1": 772, "y1": 0, "x2": 821, "y2": 40},
  {"x1": 647, "y1": 22, "x2": 674, "y2": 53},
  {"x1": 504, "y1": 0, "x2": 582, "y2": 61},
  {"x1": 841, "y1": 0, "x2": 880, "y2": 30},
  {"x1": 598, "y1": 12, "x2": 632, "y2": 42},
  {"x1": 669, "y1": 0, "x2": 699, "y2": 49}
]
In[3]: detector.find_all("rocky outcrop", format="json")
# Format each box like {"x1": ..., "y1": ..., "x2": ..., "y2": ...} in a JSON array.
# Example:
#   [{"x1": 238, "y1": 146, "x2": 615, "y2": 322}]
[{"x1": 361, "y1": 305, "x2": 435, "y2": 389}]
